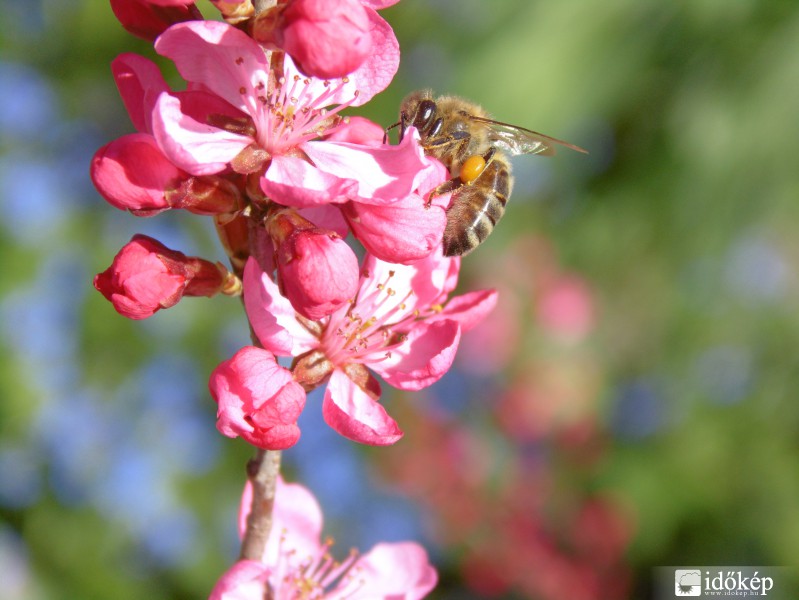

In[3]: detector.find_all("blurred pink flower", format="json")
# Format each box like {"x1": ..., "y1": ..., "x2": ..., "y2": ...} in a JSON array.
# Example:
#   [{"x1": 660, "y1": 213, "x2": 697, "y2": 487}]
[
  {"x1": 242, "y1": 251, "x2": 497, "y2": 445},
  {"x1": 456, "y1": 283, "x2": 521, "y2": 375},
  {"x1": 536, "y1": 275, "x2": 595, "y2": 341},
  {"x1": 210, "y1": 476, "x2": 437, "y2": 599}
]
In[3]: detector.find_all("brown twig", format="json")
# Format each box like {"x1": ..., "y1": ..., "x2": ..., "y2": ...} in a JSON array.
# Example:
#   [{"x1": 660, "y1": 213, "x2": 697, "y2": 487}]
[{"x1": 239, "y1": 448, "x2": 282, "y2": 561}]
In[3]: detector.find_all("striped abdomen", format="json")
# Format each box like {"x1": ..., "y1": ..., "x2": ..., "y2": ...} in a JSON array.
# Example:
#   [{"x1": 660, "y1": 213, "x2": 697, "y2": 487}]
[{"x1": 442, "y1": 158, "x2": 513, "y2": 257}]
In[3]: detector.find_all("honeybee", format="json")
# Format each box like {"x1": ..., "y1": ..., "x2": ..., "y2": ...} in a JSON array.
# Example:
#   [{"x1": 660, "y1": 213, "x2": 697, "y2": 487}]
[{"x1": 388, "y1": 90, "x2": 587, "y2": 256}]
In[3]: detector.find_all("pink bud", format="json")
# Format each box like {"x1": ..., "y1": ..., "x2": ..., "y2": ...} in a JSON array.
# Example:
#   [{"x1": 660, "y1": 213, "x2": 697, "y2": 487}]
[
  {"x1": 94, "y1": 234, "x2": 233, "y2": 319},
  {"x1": 109, "y1": 0, "x2": 198, "y2": 41},
  {"x1": 270, "y1": 212, "x2": 359, "y2": 321},
  {"x1": 209, "y1": 347, "x2": 306, "y2": 450},
  {"x1": 91, "y1": 134, "x2": 183, "y2": 216},
  {"x1": 276, "y1": 0, "x2": 372, "y2": 79},
  {"x1": 91, "y1": 134, "x2": 241, "y2": 216}
]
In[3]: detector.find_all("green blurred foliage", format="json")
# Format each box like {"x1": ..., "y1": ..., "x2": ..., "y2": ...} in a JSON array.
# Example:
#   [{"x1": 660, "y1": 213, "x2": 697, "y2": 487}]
[{"x1": 2, "y1": 0, "x2": 799, "y2": 598}]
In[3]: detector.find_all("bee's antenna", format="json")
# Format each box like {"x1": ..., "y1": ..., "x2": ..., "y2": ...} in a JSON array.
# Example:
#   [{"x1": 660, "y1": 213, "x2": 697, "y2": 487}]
[
  {"x1": 399, "y1": 111, "x2": 409, "y2": 142},
  {"x1": 383, "y1": 120, "x2": 401, "y2": 145},
  {"x1": 383, "y1": 111, "x2": 410, "y2": 145}
]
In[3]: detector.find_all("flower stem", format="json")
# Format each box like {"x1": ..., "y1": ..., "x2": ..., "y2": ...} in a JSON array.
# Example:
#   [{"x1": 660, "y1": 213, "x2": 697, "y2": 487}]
[{"x1": 239, "y1": 448, "x2": 282, "y2": 561}]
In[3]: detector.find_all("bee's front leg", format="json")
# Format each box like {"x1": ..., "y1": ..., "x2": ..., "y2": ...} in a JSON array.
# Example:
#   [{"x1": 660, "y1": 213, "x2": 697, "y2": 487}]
[{"x1": 425, "y1": 177, "x2": 463, "y2": 208}]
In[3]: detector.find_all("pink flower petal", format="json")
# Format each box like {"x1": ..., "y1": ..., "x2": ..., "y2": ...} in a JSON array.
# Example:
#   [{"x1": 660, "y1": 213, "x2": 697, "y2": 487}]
[
  {"x1": 330, "y1": 8, "x2": 399, "y2": 106},
  {"x1": 323, "y1": 116, "x2": 384, "y2": 146},
  {"x1": 267, "y1": 478, "x2": 324, "y2": 565},
  {"x1": 209, "y1": 346, "x2": 306, "y2": 450},
  {"x1": 322, "y1": 369, "x2": 403, "y2": 445},
  {"x1": 369, "y1": 320, "x2": 461, "y2": 391},
  {"x1": 334, "y1": 542, "x2": 438, "y2": 599},
  {"x1": 262, "y1": 154, "x2": 357, "y2": 207},
  {"x1": 111, "y1": 53, "x2": 169, "y2": 133},
  {"x1": 90, "y1": 133, "x2": 180, "y2": 214},
  {"x1": 209, "y1": 560, "x2": 270, "y2": 600},
  {"x1": 435, "y1": 289, "x2": 499, "y2": 333},
  {"x1": 152, "y1": 92, "x2": 252, "y2": 175},
  {"x1": 299, "y1": 132, "x2": 430, "y2": 204},
  {"x1": 154, "y1": 21, "x2": 269, "y2": 117},
  {"x1": 361, "y1": 251, "x2": 456, "y2": 317},
  {"x1": 342, "y1": 194, "x2": 446, "y2": 264},
  {"x1": 297, "y1": 205, "x2": 350, "y2": 237},
  {"x1": 242, "y1": 258, "x2": 318, "y2": 356}
]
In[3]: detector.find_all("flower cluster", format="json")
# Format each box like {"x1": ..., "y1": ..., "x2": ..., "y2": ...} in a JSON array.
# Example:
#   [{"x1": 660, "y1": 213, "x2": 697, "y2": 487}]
[
  {"x1": 93, "y1": 0, "x2": 495, "y2": 451},
  {"x1": 94, "y1": 1, "x2": 499, "y2": 596}
]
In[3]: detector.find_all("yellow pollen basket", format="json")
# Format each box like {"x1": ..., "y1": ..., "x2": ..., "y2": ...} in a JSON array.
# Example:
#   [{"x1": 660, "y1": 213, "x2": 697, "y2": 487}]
[{"x1": 459, "y1": 155, "x2": 486, "y2": 184}]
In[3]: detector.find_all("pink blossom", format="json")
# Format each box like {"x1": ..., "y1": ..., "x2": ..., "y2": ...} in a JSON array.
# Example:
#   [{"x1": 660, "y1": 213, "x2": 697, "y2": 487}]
[
  {"x1": 209, "y1": 347, "x2": 306, "y2": 449},
  {"x1": 110, "y1": 0, "x2": 199, "y2": 41},
  {"x1": 536, "y1": 275, "x2": 595, "y2": 341},
  {"x1": 151, "y1": 20, "x2": 410, "y2": 196},
  {"x1": 91, "y1": 133, "x2": 182, "y2": 215},
  {"x1": 209, "y1": 560, "x2": 269, "y2": 600},
  {"x1": 210, "y1": 477, "x2": 437, "y2": 599},
  {"x1": 321, "y1": 117, "x2": 451, "y2": 264},
  {"x1": 242, "y1": 251, "x2": 497, "y2": 445},
  {"x1": 269, "y1": 210, "x2": 359, "y2": 320},
  {"x1": 151, "y1": 20, "x2": 445, "y2": 262},
  {"x1": 94, "y1": 234, "x2": 236, "y2": 319},
  {"x1": 92, "y1": 53, "x2": 242, "y2": 216}
]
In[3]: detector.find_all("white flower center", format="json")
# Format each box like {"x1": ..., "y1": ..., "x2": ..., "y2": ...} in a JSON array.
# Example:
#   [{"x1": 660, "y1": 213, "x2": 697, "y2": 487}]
[
  {"x1": 320, "y1": 269, "x2": 417, "y2": 366},
  {"x1": 248, "y1": 70, "x2": 359, "y2": 155}
]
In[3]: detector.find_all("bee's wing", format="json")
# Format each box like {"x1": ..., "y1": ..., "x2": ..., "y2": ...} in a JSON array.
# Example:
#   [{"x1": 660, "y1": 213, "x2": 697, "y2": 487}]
[{"x1": 468, "y1": 115, "x2": 588, "y2": 157}]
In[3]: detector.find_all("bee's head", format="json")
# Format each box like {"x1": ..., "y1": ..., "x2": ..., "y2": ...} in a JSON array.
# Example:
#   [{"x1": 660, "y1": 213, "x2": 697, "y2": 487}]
[{"x1": 398, "y1": 90, "x2": 437, "y2": 141}]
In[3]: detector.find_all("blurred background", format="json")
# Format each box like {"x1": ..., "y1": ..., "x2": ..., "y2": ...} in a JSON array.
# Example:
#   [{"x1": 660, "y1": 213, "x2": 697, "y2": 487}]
[{"x1": 2, "y1": 0, "x2": 799, "y2": 598}]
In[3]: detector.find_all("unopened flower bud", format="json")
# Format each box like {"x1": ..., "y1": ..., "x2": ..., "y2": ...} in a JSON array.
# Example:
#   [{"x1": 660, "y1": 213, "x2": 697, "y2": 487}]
[
  {"x1": 269, "y1": 210, "x2": 359, "y2": 321},
  {"x1": 257, "y1": 0, "x2": 372, "y2": 79},
  {"x1": 91, "y1": 134, "x2": 183, "y2": 216},
  {"x1": 110, "y1": 0, "x2": 199, "y2": 41},
  {"x1": 210, "y1": 346, "x2": 306, "y2": 450},
  {"x1": 94, "y1": 234, "x2": 238, "y2": 319}
]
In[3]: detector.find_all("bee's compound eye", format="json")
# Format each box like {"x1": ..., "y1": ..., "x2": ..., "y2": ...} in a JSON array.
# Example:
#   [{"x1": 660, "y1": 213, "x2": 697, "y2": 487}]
[
  {"x1": 460, "y1": 155, "x2": 486, "y2": 184},
  {"x1": 415, "y1": 100, "x2": 437, "y2": 129}
]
